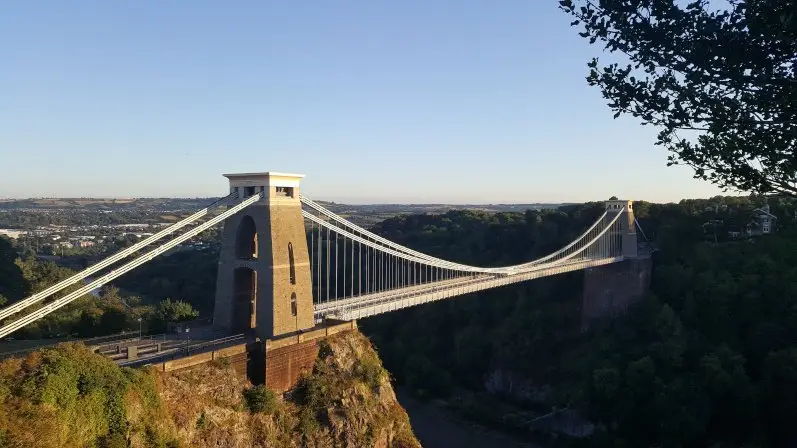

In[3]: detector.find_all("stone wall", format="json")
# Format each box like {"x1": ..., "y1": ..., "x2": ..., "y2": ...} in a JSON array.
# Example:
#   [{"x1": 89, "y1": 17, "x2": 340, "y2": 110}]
[
  {"x1": 264, "y1": 320, "x2": 358, "y2": 393},
  {"x1": 153, "y1": 343, "x2": 252, "y2": 381},
  {"x1": 150, "y1": 321, "x2": 358, "y2": 392},
  {"x1": 265, "y1": 338, "x2": 320, "y2": 393},
  {"x1": 581, "y1": 257, "x2": 652, "y2": 329}
]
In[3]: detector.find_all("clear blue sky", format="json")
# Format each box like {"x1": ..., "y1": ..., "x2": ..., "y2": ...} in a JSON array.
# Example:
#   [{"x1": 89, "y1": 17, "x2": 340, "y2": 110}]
[{"x1": 0, "y1": 1, "x2": 724, "y2": 203}]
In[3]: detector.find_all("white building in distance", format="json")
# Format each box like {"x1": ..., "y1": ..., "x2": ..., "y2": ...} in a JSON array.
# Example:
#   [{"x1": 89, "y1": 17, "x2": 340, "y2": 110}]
[{"x1": 0, "y1": 229, "x2": 27, "y2": 239}]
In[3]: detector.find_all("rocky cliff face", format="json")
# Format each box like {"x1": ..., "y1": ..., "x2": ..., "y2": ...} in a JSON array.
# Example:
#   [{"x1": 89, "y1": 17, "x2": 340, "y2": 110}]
[{"x1": 0, "y1": 331, "x2": 420, "y2": 448}]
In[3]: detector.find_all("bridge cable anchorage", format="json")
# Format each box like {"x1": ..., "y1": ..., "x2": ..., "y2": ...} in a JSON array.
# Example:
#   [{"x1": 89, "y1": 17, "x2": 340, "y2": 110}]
[
  {"x1": 0, "y1": 192, "x2": 263, "y2": 339},
  {"x1": 0, "y1": 193, "x2": 237, "y2": 322}
]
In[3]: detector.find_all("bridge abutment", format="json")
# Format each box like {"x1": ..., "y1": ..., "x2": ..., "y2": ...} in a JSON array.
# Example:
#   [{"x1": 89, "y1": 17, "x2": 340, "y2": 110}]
[
  {"x1": 262, "y1": 320, "x2": 357, "y2": 392},
  {"x1": 581, "y1": 257, "x2": 651, "y2": 329},
  {"x1": 151, "y1": 321, "x2": 357, "y2": 393}
]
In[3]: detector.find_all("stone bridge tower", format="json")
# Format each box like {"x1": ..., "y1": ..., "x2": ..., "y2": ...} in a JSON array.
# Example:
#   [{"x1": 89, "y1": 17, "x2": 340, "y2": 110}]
[
  {"x1": 213, "y1": 172, "x2": 315, "y2": 341},
  {"x1": 581, "y1": 199, "x2": 651, "y2": 328},
  {"x1": 605, "y1": 199, "x2": 638, "y2": 259}
]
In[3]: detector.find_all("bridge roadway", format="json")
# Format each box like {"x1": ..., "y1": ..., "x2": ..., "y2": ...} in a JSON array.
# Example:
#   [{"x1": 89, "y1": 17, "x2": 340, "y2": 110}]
[
  {"x1": 0, "y1": 257, "x2": 623, "y2": 367},
  {"x1": 315, "y1": 256, "x2": 624, "y2": 321}
]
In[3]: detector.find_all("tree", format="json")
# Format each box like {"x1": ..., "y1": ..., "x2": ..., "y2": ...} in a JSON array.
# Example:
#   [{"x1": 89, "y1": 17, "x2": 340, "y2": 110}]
[
  {"x1": 99, "y1": 285, "x2": 121, "y2": 302},
  {"x1": 0, "y1": 237, "x2": 26, "y2": 301},
  {"x1": 153, "y1": 298, "x2": 199, "y2": 325},
  {"x1": 560, "y1": 0, "x2": 797, "y2": 196},
  {"x1": 761, "y1": 348, "x2": 797, "y2": 445},
  {"x1": 243, "y1": 385, "x2": 278, "y2": 414}
]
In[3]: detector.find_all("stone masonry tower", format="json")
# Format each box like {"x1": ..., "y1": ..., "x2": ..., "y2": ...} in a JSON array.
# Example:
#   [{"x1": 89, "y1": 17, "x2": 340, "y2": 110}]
[
  {"x1": 213, "y1": 172, "x2": 315, "y2": 341},
  {"x1": 605, "y1": 199, "x2": 638, "y2": 258},
  {"x1": 582, "y1": 199, "x2": 650, "y2": 329}
]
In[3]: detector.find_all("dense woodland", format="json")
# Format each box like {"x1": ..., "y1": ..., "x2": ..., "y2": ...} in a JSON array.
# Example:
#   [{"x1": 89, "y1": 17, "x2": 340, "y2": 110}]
[
  {"x1": 2, "y1": 195, "x2": 797, "y2": 446},
  {"x1": 359, "y1": 196, "x2": 797, "y2": 447},
  {"x1": 0, "y1": 238, "x2": 200, "y2": 340}
]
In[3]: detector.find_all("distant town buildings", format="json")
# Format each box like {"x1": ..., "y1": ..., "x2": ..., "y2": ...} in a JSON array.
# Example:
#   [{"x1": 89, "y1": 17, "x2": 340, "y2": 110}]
[{"x1": 0, "y1": 229, "x2": 26, "y2": 239}]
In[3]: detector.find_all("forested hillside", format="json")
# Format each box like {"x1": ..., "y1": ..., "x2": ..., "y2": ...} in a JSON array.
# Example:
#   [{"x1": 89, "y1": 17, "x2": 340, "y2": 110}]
[
  {"x1": 3, "y1": 195, "x2": 797, "y2": 445},
  {"x1": 0, "y1": 238, "x2": 200, "y2": 340},
  {"x1": 361, "y1": 196, "x2": 797, "y2": 447}
]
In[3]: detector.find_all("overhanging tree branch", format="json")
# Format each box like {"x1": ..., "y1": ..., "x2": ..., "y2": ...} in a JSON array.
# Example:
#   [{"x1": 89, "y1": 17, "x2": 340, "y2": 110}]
[{"x1": 561, "y1": 0, "x2": 797, "y2": 197}]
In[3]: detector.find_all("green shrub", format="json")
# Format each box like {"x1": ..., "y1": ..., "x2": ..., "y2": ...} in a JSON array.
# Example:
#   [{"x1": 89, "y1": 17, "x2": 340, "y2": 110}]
[
  {"x1": 318, "y1": 339, "x2": 333, "y2": 360},
  {"x1": 209, "y1": 357, "x2": 230, "y2": 369},
  {"x1": 243, "y1": 385, "x2": 278, "y2": 414},
  {"x1": 98, "y1": 433, "x2": 127, "y2": 448},
  {"x1": 357, "y1": 354, "x2": 386, "y2": 390},
  {"x1": 292, "y1": 365, "x2": 335, "y2": 436},
  {"x1": 196, "y1": 411, "x2": 208, "y2": 431}
]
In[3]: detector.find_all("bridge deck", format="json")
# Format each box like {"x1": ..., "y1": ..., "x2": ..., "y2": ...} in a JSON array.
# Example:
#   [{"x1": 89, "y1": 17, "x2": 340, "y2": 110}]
[{"x1": 315, "y1": 256, "x2": 623, "y2": 321}]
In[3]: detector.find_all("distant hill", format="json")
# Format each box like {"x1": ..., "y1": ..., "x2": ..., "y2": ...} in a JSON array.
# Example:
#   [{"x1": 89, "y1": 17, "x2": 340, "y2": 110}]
[
  {"x1": 0, "y1": 197, "x2": 220, "y2": 211},
  {"x1": 0, "y1": 197, "x2": 570, "y2": 228}
]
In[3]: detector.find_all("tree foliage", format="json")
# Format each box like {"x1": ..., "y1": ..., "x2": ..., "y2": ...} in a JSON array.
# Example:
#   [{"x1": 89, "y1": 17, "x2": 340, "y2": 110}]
[
  {"x1": 115, "y1": 250, "x2": 219, "y2": 315},
  {"x1": 560, "y1": 0, "x2": 797, "y2": 196},
  {"x1": 0, "y1": 343, "x2": 173, "y2": 447},
  {"x1": 0, "y1": 240, "x2": 169, "y2": 339},
  {"x1": 361, "y1": 197, "x2": 797, "y2": 446},
  {"x1": 243, "y1": 385, "x2": 278, "y2": 415},
  {"x1": 0, "y1": 237, "x2": 26, "y2": 301},
  {"x1": 152, "y1": 298, "x2": 199, "y2": 327},
  {"x1": 145, "y1": 298, "x2": 201, "y2": 333}
]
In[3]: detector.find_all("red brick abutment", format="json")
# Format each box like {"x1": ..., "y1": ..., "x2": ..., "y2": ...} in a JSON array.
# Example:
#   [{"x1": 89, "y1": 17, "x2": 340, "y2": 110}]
[{"x1": 147, "y1": 321, "x2": 357, "y2": 393}]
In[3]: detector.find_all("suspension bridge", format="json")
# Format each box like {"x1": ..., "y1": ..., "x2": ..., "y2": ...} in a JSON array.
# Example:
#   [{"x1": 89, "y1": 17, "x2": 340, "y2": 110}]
[{"x1": 0, "y1": 172, "x2": 648, "y2": 381}]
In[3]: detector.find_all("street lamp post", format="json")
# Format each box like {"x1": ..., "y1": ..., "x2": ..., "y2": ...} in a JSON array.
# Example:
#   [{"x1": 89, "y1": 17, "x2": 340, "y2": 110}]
[{"x1": 137, "y1": 318, "x2": 142, "y2": 340}]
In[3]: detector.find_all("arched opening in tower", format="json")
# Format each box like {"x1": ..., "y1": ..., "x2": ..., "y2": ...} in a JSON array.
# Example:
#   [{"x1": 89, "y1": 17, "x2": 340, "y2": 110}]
[
  {"x1": 232, "y1": 267, "x2": 257, "y2": 333},
  {"x1": 236, "y1": 215, "x2": 258, "y2": 260}
]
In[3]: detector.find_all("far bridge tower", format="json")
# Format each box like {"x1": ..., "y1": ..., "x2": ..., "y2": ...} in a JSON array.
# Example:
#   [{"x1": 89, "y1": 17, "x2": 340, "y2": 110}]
[
  {"x1": 581, "y1": 199, "x2": 650, "y2": 328},
  {"x1": 605, "y1": 199, "x2": 638, "y2": 259}
]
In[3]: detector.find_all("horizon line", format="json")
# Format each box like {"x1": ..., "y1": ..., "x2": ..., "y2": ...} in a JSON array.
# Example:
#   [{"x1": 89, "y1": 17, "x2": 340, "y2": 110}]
[{"x1": 0, "y1": 194, "x2": 751, "y2": 206}]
